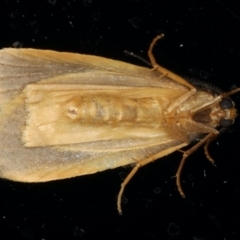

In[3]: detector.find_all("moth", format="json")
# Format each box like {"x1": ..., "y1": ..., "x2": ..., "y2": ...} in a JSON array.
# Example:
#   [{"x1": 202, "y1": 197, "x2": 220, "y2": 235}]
[{"x1": 0, "y1": 34, "x2": 239, "y2": 214}]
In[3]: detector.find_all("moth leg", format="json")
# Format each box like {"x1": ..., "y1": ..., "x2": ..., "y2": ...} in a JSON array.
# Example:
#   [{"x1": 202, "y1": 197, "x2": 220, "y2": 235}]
[
  {"x1": 153, "y1": 71, "x2": 167, "y2": 80},
  {"x1": 148, "y1": 34, "x2": 164, "y2": 68},
  {"x1": 176, "y1": 133, "x2": 215, "y2": 197},
  {"x1": 117, "y1": 161, "x2": 141, "y2": 215},
  {"x1": 204, "y1": 133, "x2": 218, "y2": 165},
  {"x1": 148, "y1": 34, "x2": 193, "y2": 89},
  {"x1": 148, "y1": 35, "x2": 196, "y2": 114},
  {"x1": 150, "y1": 67, "x2": 168, "y2": 81},
  {"x1": 117, "y1": 143, "x2": 186, "y2": 214}
]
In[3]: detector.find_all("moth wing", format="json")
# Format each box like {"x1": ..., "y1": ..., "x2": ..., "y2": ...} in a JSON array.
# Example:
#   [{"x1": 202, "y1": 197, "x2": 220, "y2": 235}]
[
  {"x1": 0, "y1": 48, "x2": 188, "y2": 182},
  {"x1": 0, "y1": 48, "x2": 188, "y2": 105},
  {"x1": 0, "y1": 95, "x2": 186, "y2": 182}
]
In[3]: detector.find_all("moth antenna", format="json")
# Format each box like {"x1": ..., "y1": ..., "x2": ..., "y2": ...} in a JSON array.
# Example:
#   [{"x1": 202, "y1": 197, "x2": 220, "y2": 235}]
[
  {"x1": 124, "y1": 50, "x2": 152, "y2": 67},
  {"x1": 221, "y1": 87, "x2": 240, "y2": 98}
]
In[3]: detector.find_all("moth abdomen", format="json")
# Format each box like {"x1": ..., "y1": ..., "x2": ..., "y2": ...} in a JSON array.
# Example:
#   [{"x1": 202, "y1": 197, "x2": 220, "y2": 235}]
[{"x1": 65, "y1": 95, "x2": 161, "y2": 126}]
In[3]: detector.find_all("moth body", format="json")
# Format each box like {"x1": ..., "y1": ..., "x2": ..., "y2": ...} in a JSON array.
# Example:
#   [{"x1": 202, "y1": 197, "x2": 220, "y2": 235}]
[{"x1": 0, "y1": 34, "x2": 239, "y2": 214}]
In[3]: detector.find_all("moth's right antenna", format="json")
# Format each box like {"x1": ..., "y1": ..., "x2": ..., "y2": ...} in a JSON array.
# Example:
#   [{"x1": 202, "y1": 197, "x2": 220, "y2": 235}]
[{"x1": 124, "y1": 50, "x2": 152, "y2": 67}]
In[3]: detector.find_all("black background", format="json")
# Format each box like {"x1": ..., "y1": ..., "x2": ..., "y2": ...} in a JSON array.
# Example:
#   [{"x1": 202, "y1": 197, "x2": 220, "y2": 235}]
[{"x1": 1, "y1": 0, "x2": 240, "y2": 239}]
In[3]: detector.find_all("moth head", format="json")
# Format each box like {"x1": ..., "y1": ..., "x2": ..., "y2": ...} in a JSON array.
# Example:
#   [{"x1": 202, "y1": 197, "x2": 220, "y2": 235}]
[
  {"x1": 192, "y1": 88, "x2": 240, "y2": 130},
  {"x1": 165, "y1": 87, "x2": 240, "y2": 136},
  {"x1": 218, "y1": 98, "x2": 237, "y2": 128}
]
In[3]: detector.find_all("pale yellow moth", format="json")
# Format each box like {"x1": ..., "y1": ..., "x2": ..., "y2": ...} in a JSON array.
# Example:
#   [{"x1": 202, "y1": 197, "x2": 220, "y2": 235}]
[{"x1": 0, "y1": 34, "x2": 239, "y2": 214}]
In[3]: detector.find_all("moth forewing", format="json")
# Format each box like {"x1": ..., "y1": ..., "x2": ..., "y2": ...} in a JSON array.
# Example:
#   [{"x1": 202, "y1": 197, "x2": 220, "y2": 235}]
[
  {"x1": 0, "y1": 44, "x2": 188, "y2": 182},
  {"x1": 0, "y1": 35, "x2": 239, "y2": 215}
]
